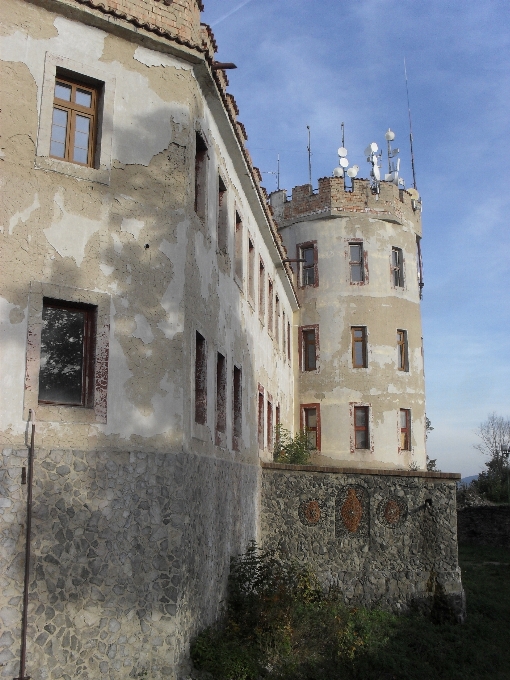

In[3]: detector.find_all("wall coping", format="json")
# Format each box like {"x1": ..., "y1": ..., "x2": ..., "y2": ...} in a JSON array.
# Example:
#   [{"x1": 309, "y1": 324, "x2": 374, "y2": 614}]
[{"x1": 261, "y1": 461, "x2": 461, "y2": 480}]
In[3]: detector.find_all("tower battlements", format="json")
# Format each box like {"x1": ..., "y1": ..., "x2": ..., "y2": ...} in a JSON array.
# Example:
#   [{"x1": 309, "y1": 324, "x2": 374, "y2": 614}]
[{"x1": 270, "y1": 177, "x2": 422, "y2": 232}]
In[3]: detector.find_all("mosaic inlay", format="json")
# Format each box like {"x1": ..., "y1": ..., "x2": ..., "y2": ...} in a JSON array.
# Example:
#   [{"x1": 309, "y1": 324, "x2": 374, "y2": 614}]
[
  {"x1": 377, "y1": 496, "x2": 408, "y2": 528},
  {"x1": 335, "y1": 485, "x2": 369, "y2": 538},
  {"x1": 299, "y1": 499, "x2": 322, "y2": 526}
]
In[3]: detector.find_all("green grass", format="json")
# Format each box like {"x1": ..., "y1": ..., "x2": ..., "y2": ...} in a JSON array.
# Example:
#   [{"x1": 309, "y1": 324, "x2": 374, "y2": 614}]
[{"x1": 191, "y1": 544, "x2": 510, "y2": 680}]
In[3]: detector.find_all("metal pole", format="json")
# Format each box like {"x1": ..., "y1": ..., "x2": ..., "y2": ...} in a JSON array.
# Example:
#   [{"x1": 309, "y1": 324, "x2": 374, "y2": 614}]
[
  {"x1": 404, "y1": 58, "x2": 418, "y2": 190},
  {"x1": 15, "y1": 410, "x2": 35, "y2": 680},
  {"x1": 307, "y1": 125, "x2": 312, "y2": 187}
]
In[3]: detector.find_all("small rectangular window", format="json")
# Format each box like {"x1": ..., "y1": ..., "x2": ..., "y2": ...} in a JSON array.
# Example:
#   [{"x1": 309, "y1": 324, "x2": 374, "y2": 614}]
[
  {"x1": 275, "y1": 295, "x2": 280, "y2": 347},
  {"x1": 248, "y1": 237, "x2": 255, "y2": 303},
  {"x1": 416, "y1": 236, "x2": 424, "y2": 298},
  {"x1": 194, "y1": 133, "x2": 207, "y2": 220},
  {"x1": 258, "y1": 387, "x2": 264, "y2": 449},
  {"x1": 392, "y1": 247, "x2": 404, "y2": 287},
  {"x1": 349, "y1": 243, "x2": 364, "y2": 283},
  {"x1": 51, "y1": 77, "x2": 98, "y2": 167},
  {"x1": 397, "y1": 330, "x2": 409, "y2": 371},
  {"x1": 39, "y1": 299, "x2": 96, "y2": 407},
  {"x1": 299, "y1": 243, "x2": 317, "y2": 287},
  {"x1": 400, "y1": 409, "x2": 411, "y2": 450},
  {"x1": 235, "y1": 212, "x2": 243, "y2": 282},
  {"x1": 233, "y1": 366, "x2": 242, "y2": 451},
  {"x1": 195, "y1": 332, "x2": 207, "y2": 424},
  {"x1": 351, "y1": 326, "x2": 367, "y2": 368},
  {"x1": 259, "y1": 259, "x2": 266, "y2": 322},
  {"x1": 215, "y1": 352, "x2": 226, "y2": 441},
  {"x1": 301, "y1": 327, "x2": 317, "y2": 371},
  {"x1": 282, "y1": 310, "x2": 286, "y2": 357},
  {"x1": 217, "y1": 175, "x2": 228, "y2": 252},
  {"x1": 268, "y1": 278, "x2": 274, "y2": 334},
  {"x1": 302, "y1": 404, "x2": 320, "y2": 451},
  {"x1": 354, "y1": 406, "x2": 369, "y2": 449},
  {"x1": 287, "y1": 321, "x2": 291, "y2": 363},
  {"x1": 267, "y1": 397, "x2": 273, "y2": 451}
]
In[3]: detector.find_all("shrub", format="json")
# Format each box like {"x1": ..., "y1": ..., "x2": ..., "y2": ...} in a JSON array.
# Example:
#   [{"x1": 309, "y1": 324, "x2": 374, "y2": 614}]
[{"x1": 272, "y1": 425, "x2": 314, "y2": 465}]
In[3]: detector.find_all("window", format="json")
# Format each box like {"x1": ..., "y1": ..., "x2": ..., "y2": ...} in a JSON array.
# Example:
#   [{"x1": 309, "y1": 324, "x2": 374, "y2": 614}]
[
  {"x1": 217, "y1": 175, "x2": 228, "y2": 252},
  {"x1": 233, "y1": 366, "x2": 242, "y2": 451},
  {"x1": 416, "y1": 236, "x2": 424, "y2": 298},
  {"x1": 268, "y1": 278, "x2": 274, "y2": 334},
  {"x1": 259, "y1": 259, "x2": 266, "y2": 322},
  {"x1": 397, "y1": 330, "x2": 409, "y2": 371},
  {"x1": 301, "y1": 404, "x2": 320, "y2": 451},
  {"x1": 248, "y1": 237, "x2": 255, "y2": 303},
  {"x1": 349, "y1": 242, "x2": 364, "y2": 283},
  {"x1": 354, "y1": 406, "x2": 369, "y2": 449},
  {"x1": 287, "y1": 321, "x2": 291, "y2": 363},
  {"x1": 38, "y1": 299, "x2": 96, "y2": 407},
  {"x1": 235, "y1": 212, "x2": 243, "y2": 282},
  {"x1": 282, "y1": 310, "x2": 286, "y2": 357},
  {"x1": 50, "y1": 77, "x2": 97, "y2": 167},
  {"x1": 299, "y1": 242, "x2": 318, "y2": 287},
  {"x1": 267, "y1": 396, "x2": 273, "y2": 451},
  {"x1": 400, "y1": 409, "x2": 411, "y2": 450},
  {"x1": 391, "y1": 247, "x2": 404, "y2": 287},
  {"x1": 195, "y1": 332, "x2": 207, "y2": 424},
  {"x1": 351, "y1": 327, "x2": 367, "y2": 368},
  {"x1": 258, "y1": 385, "x2": 265, "y2": 449},
  {"x1": 300, "y1": 326, "x2": 318, "y2": 371},
  {"x1": 195, "y1": 132, "x2": 207, "y2": 219},
  {"x1": 215, "y1": 352, "x2": 226, "y2": 443},
  {"x1": 275, "y1": 296, "x2": 280, "y2": 347}
]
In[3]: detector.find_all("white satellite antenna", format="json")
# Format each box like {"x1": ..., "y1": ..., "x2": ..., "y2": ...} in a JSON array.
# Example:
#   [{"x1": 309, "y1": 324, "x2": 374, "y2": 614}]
[
  {"x1": 383, "y1": 128, "x2": 405, "y2": 187},
  {"x1": 365, "y1": 142, "x2": 382, "y2": 195},
  {"x1": 332, "y1": 123, "x2": 358, "y2": 189}
]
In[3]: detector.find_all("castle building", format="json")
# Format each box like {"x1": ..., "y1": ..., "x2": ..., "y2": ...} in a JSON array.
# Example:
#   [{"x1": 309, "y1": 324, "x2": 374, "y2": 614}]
[{"x1": 0, "y1": 1, "x2": 464, "y2": 678}]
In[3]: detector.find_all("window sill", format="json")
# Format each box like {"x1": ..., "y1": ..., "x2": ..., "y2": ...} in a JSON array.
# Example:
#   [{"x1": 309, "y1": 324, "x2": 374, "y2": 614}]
[{"x1": 35, "y1": 155, "x2": 111, "y2": 185}]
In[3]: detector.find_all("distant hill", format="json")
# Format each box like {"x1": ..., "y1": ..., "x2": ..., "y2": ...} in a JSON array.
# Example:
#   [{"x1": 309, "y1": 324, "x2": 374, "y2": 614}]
[{"x1": 459, "y1": 475, "x2": 478, "y2": 487}]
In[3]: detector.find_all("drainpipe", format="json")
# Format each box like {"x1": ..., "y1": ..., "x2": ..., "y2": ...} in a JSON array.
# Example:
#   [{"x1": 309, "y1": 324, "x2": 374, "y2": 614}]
[{"x1": 14, "y1": 409, "x2": 35, "y2": 680}]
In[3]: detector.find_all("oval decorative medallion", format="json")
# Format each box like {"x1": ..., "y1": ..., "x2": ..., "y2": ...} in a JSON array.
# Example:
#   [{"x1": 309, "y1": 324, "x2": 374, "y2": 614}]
[
  {"x1": 340, "y1": 488, "x2": 363, "y2": 533},
  {"x1": 377, "y1": 496, "x2": 408, "y2": 528},
  {"x1": 298, "y1": 499, "x2": 322, "y2": 526}
]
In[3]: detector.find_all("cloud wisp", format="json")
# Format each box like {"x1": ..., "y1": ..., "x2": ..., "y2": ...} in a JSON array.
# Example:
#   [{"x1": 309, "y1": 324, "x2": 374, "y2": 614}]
[{"x1": 210, "y1": 0, "x2": 254, "y2": 27}]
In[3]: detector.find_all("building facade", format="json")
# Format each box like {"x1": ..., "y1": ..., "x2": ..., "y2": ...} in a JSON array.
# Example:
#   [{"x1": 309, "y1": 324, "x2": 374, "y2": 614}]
[{"x1": 0, "y1": 1, "x2": 463, "y2": 678}]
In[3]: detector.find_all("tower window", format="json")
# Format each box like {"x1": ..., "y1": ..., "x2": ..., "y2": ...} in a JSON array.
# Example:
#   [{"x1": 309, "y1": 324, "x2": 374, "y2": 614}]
[
  {"x1": 391, "y1": 247, "x2": 404, "y2": 287},
  {"x1": 51, "y1": 77, "x2": 98, "y2": 167},
  {"x1": 400, "y1": 409, "x2": 411, "y2": 450},
  {"x1": 298, "y1": 242, "x2": 318, "y2": 287},
  {"x1": 349, "y1": 243, "x2": 364, "y2": 283},
  {"x1": 397, "y1": 330, "x2": 409, "y2": 371},
  {"x1": 195, "y1": 332, "x2": 207, "y2": 424},
  {"x1": 354, "y1": 406, "x2": 369, "y2": 449},
  {"x1": 351, "y1": 326, "x2": 367, "y2": 368}
]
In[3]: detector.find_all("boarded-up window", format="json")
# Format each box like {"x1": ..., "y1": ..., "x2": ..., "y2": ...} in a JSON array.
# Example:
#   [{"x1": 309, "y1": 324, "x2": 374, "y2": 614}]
[
  {"x1": 39, "y1": 299, "x2": 96, "y2": 406},
  {"x1": 195, "y1": 332, "x2": 207, "y2": 424},
  {"x1": 233, "y1": 366, "x2": 242, "y2": 451}
]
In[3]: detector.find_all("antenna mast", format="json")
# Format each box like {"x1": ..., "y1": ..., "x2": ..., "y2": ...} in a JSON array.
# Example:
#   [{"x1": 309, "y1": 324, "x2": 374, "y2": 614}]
[
  {"x1": 307, "y1": 125, "x2": 312, "y2": 186},
  {"x1": 404, "y1": 57, "x2": 417, "y2": 190},
  {"x1": 277, "y1": 154, "x2": 280, "y2": 191}
]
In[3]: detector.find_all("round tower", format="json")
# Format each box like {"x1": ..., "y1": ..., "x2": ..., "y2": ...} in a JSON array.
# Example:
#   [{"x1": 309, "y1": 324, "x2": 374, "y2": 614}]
[{"x1": 270, "y1": 174, "x2": 426, "y2": 470}]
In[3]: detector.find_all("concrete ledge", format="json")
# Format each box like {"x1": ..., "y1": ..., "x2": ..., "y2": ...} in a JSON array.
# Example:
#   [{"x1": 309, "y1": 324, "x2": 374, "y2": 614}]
[{"x1": 261, "y1": 461, "x2": 461, "y2": 480}]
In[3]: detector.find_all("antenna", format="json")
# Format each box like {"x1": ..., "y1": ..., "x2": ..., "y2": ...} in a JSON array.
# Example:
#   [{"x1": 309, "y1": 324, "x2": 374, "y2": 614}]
[
  {"x1": 307, "y1": 125, "x2": 312, "y2": 186},
  {"x1": 341, "y1": 121, "x2": 345, "y2": 148},
  {"x1": 277, "y1": 153, "x2": 280, "y2": 191},
  {"x1": 404, "y1": 57, "x2": 417, "y2": 190}
]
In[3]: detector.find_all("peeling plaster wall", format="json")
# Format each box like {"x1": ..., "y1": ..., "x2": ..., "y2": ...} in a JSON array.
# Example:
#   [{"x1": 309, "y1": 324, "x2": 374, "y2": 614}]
[
  {"x1": 276, "y1": 184, "x2": 426, "y2": 470},
  {"x1": 0, "y1": 0, "x2": 293, "y2": 676}
]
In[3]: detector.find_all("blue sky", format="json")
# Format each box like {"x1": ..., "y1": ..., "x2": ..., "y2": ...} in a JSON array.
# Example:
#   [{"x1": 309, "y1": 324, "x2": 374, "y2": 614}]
[{"x1": 201, "y1": 0, "x2": 510, "y2": 477}]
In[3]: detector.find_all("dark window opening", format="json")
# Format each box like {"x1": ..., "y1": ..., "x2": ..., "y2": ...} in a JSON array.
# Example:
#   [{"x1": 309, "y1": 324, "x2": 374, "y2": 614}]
[
  {"x1": 39, "y1": 298, "x2": 96, "y2": 407},
  {"x1": 217, "y1": 175, "x2": 228, "y2": 252},
  {"x1": 392, "y1": 247, "x2": 404, "y2": 287},
  {"x1": 233, "y1": 366, "x2": 242, "y2": 451},
  {"x1": 397, "y1": 330, "x2": 409, "y2": 371},
  {"x1": 259, "y1": 259, "x2": 265, "y2": 322},
  {"x1": 400, "y1": 409, "x2": 411, "y2": 450},
  {"x1": 287, "y1": 321, "x2": 291, "y2": 363},
  {"x1": 349, "y1": 243, "x2": 364, "y2": 283},
  {"x1": 215, "y1": 352, "x2": 226, "y2": 441},
  {"x1": 275, "y1": 296, "x2": 280, "y2": 346},
  {"x1": 302, "y1": 328, "x2": 317, "y2": 371},
  {"x1": 282, "y1": 310, "x2": 286, "y2": 357},
  {"x1": 248, "y1": 237, "x2": 255, "y2": 302},
  {"x1": 302, "y1": 405, "x2": 319, "y2": 450},
  {"x1": 51, "y1": 77, "x2": 98, "y2": 167},
  {"x1": 354, "y1": 406, "x2": 369, "y2": 449},
  {"x1": 351, "y1": 326, "x2": 367, "y2": 368},
  {"x1": 416, "y1": 236, "x2": 424, "y2": 298},
  {"x1": 301, "y1": 245, "x2": 315, "y2": 286},
  {"x1": 268, "y1": 278, "x2": 274, "y2": 334},
  {"x1": 194, "y1": 132, "x2": 207, "y2": 219},
  {"x1": 195, "y1": 332, "x2": 207, "y2": 424},
  {"x1": 267, "y1": 398, "x2": 273, "y2": 451},
  {"x1": 258, "y1": 388, "x2": 264, "y2": 449},
  {"x1": 235, "y1": 212, "x2": 243, "y2": 281}
]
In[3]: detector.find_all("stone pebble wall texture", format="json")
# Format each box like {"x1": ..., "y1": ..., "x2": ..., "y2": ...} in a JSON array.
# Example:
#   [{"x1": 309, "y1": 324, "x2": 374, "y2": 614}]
[
  {"x1": 261, "y1": 465, "x2": 464, "y2": 615},
  {"x1": 0, "y1": 447, "x2": 258, "y2": 680},
  {"x1": 457, "y1": 506, "x2": 510, "y2": 548}
]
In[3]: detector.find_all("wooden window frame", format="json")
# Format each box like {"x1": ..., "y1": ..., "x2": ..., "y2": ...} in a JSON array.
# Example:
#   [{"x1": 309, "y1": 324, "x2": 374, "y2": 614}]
[
  {"x1": 257, "y1": 384, "x2": 265, "y2": 450},
  {"x1": 299, "y1": 324, "x2": 319, "y2": 372},
  {"x1": 232, "y1": 366, "x2": 242, "y2": 451},
  {"x1": 194, "y1": 332, "x2": 207, "y2": 425},
  {"x1": 400, "y1": 408, "x2": 411, "y2": 451},
  {"x1": 275, "y1": 295, "x2": 280, "y2": 347},
  {"x1": 51, "y1": 76, "x2": 98, "y2": 168},
  {"x1": 287, "y1": 321, "x2": 291, "y2": 363},
  {"x1": 268, "y1": 278, "x2": 274, "y2": 335},
  {"x1": 282, "y1": 310, "x2": 286, "y2": 357},
  {"x1": 38, "y1": 298, "x2": 97, "y2": 408},
  {"x1": 234, "y1": 211, "x2": 244, "y2": 284},
  {"x1": 259, "y1": 258, "x2": 266, "y2": 323},
  {"x1": 354, "y1": 405, "x2": 370, "y2": 450},
  {"x1": 300, "y1": 403, "x2": 321, "y2": 451},
  {"x1": 397, "y1": 329, "x2": 409, "y2": 372},
  {"x1": 298, "y1": 241, "x2": 318, "y2": 288},
  {"x1": 348, "y1": 241, "x2": 366, "y2": 285},
  {"x1": 248, "y1": 236, "x2": 255, "y2": 305},
  {"x1": 391, "y1": 247, "x2": 404, "y2": 288},
  {"x1": 351, "y1": 326, "x2": 367, "y2": 368},
  {"x1": 267, "y1": 394, "x2": 273, "y2": 451}
]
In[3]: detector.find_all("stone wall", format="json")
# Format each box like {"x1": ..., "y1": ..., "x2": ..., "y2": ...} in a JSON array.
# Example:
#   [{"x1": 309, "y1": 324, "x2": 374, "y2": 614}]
[
  {"x1": 457, "y1": 506, "x2": 510, "y2": 548},
  {"x1": 0, "y1": 446, "x2": 259, "y2": 679},
  {"x1": 261, "y1": 463, "x2": 464, "y2": 618}
]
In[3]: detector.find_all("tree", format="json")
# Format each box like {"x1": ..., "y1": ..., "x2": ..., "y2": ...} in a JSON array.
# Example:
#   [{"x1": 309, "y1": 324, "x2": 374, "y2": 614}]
[
  {"x1": 473, "y1": 413, "x2": 510, "y2": 503},
  {"x1": 273, "y1": 425, "x2": 314, "y2": 465},
  {"x1": 425, "y1": 415, "x2": 437, "y2": 471}
]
